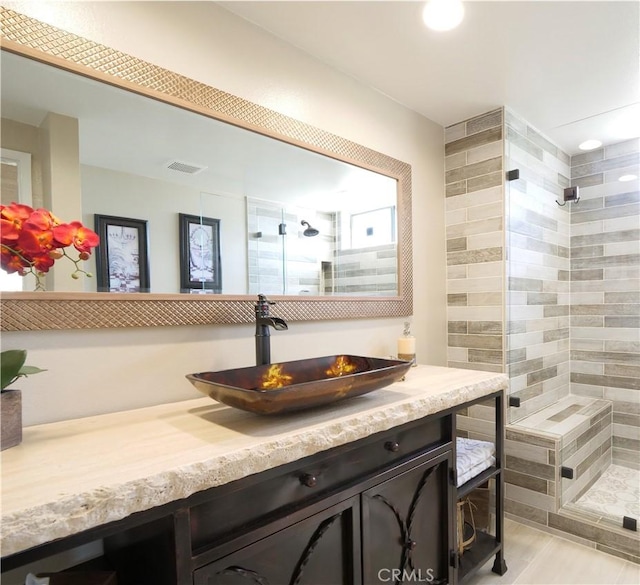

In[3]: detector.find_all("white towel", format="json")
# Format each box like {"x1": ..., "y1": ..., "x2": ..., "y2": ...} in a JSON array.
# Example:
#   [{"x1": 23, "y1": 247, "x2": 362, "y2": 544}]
[
  {"x1": 456, "y1": 437, "x2": 495, "y2": 487},
  {"x1": 26, "y1": 575, "x2": 49, "y2": 585}
]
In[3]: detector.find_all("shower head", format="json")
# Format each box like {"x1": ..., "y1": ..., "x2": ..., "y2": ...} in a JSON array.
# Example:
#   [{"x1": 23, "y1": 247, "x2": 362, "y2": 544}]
[{"x1": 301, "y1": 220, "x2": 319, "y2": 237}]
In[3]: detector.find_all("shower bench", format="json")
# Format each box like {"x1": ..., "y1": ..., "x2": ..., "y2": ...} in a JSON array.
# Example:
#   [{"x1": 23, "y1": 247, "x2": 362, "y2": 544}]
[
  {"x1": 500, "y1": 395, "x2": 639, "y2": 563},
  {"x1": 508, "y1": 395, "x2": 613, "y2": 511}
]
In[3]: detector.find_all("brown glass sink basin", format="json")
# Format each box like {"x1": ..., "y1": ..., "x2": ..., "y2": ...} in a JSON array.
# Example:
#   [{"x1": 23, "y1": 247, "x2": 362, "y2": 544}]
[{"x1": 186, "y1": 355, "x2": 412, "y2": 415}]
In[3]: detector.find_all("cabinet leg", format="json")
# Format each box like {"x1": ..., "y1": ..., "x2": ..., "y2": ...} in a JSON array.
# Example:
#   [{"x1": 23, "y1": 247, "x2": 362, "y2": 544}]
[{"x1": 491, "y1": 553, "x2": 508, "y2": 576}]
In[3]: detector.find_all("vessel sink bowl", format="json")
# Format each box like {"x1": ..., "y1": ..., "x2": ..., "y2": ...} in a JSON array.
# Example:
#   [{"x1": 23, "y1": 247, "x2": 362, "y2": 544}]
[{"x1": 186, "y1": 355, "x2": 412, "y2": 415}]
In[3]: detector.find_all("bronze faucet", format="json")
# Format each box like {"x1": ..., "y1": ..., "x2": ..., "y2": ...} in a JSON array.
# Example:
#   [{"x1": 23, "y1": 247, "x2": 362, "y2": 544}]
[{"x1": 254, "y1": 294, "x2": 288, "y2": 366}]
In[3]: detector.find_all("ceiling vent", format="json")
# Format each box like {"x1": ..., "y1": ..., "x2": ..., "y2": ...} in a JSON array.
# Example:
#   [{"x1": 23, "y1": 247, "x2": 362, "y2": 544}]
[{"x1": 165, "y1": 160, "x2": 207, "y2": 175}]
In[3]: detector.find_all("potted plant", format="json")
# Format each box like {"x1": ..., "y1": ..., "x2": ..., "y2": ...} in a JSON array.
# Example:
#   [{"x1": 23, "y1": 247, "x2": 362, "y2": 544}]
[{"x1": 1, "y1": 349, "x2": 45, "y2": 450}]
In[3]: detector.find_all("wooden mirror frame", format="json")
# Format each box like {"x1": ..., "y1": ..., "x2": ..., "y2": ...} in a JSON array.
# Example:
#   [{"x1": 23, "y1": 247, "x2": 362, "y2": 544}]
[{"x1": 0, "y1": 8, "x2": 412, "y2": 331}]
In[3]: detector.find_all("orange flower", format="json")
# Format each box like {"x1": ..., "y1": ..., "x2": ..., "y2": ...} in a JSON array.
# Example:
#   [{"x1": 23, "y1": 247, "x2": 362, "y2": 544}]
[
  {"x1": 53, "y1": 221, "x2": 100, "y2": 253},
  {"x1": 0, "y1": 218, "x2": 21, "y2": 243},
  {"x1": 0, "y1": 203, "x2": 34, "y2": 243},
  {"x1": 0, "y1": 247, "x2": 28, "y2": 275},
  {"x1": 0, "y1": 202, "x2": 34, "y2": 224},
  {"x1": 0, "y1": 202, "x2": 100, "y2": 290},
  {"x1": 31, "y1": 252, "x2": 55, "y2": 273},
  {"x1": 23, "y1": 208, "x2": 61, "y2": 232},
  {"x1": 18, "y1": 225, "x2": 55, "y2": 256}
]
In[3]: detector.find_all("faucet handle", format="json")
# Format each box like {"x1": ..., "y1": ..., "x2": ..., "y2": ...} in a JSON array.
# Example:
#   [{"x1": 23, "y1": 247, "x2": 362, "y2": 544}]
[
  {"x1": 257, "y1": 293, "x2": 275, "y2": 305},
  {"x1": 256, "y1": 293, "x2": 275, "y2": 317}
]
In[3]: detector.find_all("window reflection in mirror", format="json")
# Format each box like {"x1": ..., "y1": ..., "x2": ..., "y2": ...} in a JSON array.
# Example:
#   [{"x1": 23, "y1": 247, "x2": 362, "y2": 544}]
[
  {"x1": 1, "y1": 50, "x2": 399, "y2": 296},
  {"x1": 1, "y1": 147, "x2": 36, "y2": 291}
]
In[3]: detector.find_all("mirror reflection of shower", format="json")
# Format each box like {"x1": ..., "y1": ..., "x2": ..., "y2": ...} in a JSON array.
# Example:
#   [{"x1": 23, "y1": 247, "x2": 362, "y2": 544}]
[
  {"x1": 247, "y1": 195, "x2": 398, "y2": 297},
  {"x1": 301, "y1": 220, "x2": 319, "y2": 237}
]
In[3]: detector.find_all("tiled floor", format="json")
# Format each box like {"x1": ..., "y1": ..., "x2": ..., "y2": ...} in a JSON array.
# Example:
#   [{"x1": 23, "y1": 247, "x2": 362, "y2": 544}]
[
  {"x1": 467, "y1": 519, "x2": 640, "y2": 584},
  {"x1": 571, "y1": 464, "x2": 640, "y2": 523}
]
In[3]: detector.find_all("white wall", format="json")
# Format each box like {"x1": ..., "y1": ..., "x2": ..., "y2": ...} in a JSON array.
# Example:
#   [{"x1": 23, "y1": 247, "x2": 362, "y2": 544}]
[
  {"x1": 81, "y1": 165, "x2": 248, "y2": 294},
  {"x1": 2, "y1": 1, "x2": 446, "y2": 426}
]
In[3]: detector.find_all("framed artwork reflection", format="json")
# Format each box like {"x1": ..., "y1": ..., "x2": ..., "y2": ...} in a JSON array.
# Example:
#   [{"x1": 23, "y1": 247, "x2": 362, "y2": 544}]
[
  {"x1": 94, "y1": 214, "x2": 150, "y2": 293},
  {"x1": 179, "y1": 213, "x2": 222, "y2": 293}
]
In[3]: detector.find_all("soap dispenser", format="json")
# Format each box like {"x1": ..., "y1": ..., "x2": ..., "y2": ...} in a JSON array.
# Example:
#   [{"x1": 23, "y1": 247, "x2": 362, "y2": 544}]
[{"x1": 397, "y1": 321, "x2": 416, "y2": 366}]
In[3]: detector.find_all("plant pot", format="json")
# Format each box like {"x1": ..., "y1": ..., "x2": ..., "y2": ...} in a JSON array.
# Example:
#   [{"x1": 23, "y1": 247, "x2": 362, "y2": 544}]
[{"x1": 1, "y1": 389, "x2": 22, "y2": 451}]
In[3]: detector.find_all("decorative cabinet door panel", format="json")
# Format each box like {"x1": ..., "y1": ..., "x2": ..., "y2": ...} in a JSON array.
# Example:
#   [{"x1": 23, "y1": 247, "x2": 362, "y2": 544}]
[
  {"x1": 362, "y1": 452, "x2": 452, "y2": 585},
  {"x1": 193, "y1": 497, "x2": 360, "y2": 585}
]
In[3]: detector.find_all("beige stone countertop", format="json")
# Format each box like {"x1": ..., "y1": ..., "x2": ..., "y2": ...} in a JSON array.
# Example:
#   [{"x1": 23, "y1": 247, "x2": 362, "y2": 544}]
[{"x1": 1, "y1": 364, "x2": 507, "y2": 557}]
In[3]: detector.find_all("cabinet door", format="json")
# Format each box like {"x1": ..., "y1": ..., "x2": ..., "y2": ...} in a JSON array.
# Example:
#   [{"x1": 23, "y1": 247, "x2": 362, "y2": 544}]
[
  {"x1": 362, "y1": 452, "x2": 452, "y2": 585},
  {"x1": 193, "y1": 496, "x2": 359, "y2": 585}
]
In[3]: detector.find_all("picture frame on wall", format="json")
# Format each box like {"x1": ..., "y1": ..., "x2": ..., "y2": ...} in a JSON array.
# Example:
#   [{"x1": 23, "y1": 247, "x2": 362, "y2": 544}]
[
  {"x1": 94, "y1": 214, "x2": 150, "y2": 293},
  {"x1": 179, "y1": 213, "x2": 222, "y2": 293}
]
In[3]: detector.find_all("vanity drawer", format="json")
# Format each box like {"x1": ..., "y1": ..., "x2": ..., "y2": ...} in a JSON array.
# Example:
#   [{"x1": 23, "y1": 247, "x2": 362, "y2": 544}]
[{"x1": 190, "y1": 413, "x2": 451, "y2": 554}]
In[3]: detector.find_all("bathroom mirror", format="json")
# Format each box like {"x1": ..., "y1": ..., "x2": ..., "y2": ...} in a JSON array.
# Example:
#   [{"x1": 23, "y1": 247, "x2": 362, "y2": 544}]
[
  {"x1": 0, "y1": 8, "x2": 412, "y2": 330},
  {"x1": 2, "y1": 50, "x2": 399, "y2": 297}
]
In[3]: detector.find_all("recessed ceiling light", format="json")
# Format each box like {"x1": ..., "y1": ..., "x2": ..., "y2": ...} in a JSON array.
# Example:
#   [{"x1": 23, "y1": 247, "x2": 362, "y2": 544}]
[
  {"x1": 578, "y1": 139, "x2": 602, "y2": 151},
  {"x1": 422, "y1": 0, "x2": 465, "y2": 31},
  {"x1": 619, "y1": 174, "x2": 638, "y2": 182}
]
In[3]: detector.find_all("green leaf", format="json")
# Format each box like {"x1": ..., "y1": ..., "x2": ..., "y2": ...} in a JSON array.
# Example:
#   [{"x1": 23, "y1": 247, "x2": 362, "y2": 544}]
[
  {"x1": 1, "y1": 349, "x2": 27, "y2": 390},
  {"x1": 20, "y1": 365, "x2": 47, "y2": 376},
  {"x1": 1, "y1": 350, "x2": 45, "y2": 390}
]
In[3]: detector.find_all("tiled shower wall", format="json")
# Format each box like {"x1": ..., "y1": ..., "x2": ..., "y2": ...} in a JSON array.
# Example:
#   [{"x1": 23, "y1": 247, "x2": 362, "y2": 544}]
[
  {"x1": 504, "y1": 108, "x2": 572, "y2": 422},
  {"x1": 247, "y1": 199, "x2": 333, "y2": 296},
  {"x1": 569, "y1": 138, "x2": 640, "y2": 469},
  {"x1": 445, "y1": 108, "x2": 505, "y2": 374},
  {"x1": 332, "y1": 244, "x2": 397, "y2": 295},
  {"x1": 447, "y1": 110, "x2": 638, "y2": 441},
  {"x1": 448, "y1": 110, "x2": 640, "y2": 562},
  {"x1": 248, "y1": 199, "x2": 396, "y2": 296}
]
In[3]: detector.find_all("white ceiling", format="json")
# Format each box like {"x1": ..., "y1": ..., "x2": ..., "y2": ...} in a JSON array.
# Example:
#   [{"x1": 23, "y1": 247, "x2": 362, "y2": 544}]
[
  {"x1": 219, "y1": 0, "x2": 640, "y2": 154},
  {"x1": 2, "y1": 0, "x2": 637, "y2": 204}
]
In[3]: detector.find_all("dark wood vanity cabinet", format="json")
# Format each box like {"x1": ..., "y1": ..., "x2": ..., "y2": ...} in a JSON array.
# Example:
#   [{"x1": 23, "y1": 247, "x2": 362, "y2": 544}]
[
  {"x1": 187, "y1": 413, "x2": 453, "y2": 585},
  {"x1": 2, "y1": 391, "x2": 506, "y2": 585},
  {"x1": 193, "y1": 496, "x2": 360, "y2": 585},
  {"x1": 361, "y1": 451, "x2": 453, "y2": 585},
  {"x1": 191, "y1": 446, "x2": 453, "y2": 585}
]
